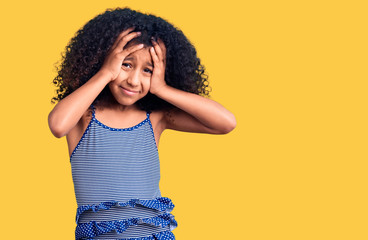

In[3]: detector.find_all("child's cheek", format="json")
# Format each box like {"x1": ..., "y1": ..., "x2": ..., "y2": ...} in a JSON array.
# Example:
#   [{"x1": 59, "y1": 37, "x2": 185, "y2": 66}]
[{"x1": 145, "y1": 77, "x2": 152, "y2": 91}]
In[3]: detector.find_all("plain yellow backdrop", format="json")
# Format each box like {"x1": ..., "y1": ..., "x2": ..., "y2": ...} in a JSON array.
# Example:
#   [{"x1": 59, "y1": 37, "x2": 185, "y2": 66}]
[{"x1": 1, "y1": 0, "x2": 367, "y2": 239}]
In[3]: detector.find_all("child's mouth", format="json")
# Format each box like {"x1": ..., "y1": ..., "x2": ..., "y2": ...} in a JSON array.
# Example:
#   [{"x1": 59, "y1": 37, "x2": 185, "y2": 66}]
[{"x1": 120, "y1": 86, "x2": 139, "y2": 95}]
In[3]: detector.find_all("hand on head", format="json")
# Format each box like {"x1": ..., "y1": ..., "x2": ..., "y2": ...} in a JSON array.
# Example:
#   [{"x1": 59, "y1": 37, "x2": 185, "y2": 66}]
[
  {"x1": 149, "y1": 37, "x2": 167, "y2": 95},
  {"x1": 100, "y1": 26, "x2": 168, "y2": 96},
  {"x1": 100, "y1": 27, "x2": 144, "y2": 82}
]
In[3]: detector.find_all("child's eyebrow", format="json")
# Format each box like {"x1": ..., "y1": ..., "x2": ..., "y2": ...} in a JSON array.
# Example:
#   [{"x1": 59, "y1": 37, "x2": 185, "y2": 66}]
[{"x1": 125, "y1": 56, "x2": 135, "y2": 61}]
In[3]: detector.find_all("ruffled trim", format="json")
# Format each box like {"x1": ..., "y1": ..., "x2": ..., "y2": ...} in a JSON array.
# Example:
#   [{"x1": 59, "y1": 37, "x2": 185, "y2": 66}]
[
  {"x1": 75, "y1": 213, "x2": 177, "y2": 240},
  {"x1": 84, "y1": 230, "x2": 175, "y2": 240},
  {"x1": 76, "y1": 197, "x2": 175, "y2": 224}
]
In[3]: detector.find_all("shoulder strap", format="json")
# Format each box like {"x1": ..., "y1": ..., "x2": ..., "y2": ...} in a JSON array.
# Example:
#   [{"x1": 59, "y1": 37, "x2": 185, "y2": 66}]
[{"x1": 90, "y1": 104, "x2": 96, "y2": 119}]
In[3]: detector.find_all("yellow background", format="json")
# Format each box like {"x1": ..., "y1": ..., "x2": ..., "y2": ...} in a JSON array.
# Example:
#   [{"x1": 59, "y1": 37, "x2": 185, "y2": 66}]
[{"x1": 1, "y1": 0, "x2": 367, "y2": 239}]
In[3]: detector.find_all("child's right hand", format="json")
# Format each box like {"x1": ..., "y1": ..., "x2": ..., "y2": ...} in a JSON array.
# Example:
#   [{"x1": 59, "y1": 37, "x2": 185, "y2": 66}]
[{"x1": 99, "y1": 27, "x2": 144, "y2": 81}]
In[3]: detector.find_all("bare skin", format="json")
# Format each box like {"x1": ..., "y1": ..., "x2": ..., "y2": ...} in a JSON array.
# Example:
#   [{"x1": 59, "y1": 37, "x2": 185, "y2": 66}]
[{"x1": 48, "y1": 27, "x2": 237, "y2": 157}]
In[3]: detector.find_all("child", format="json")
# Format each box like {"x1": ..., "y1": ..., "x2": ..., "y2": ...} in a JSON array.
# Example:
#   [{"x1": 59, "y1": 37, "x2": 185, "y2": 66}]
[{"x1": 48, "y1": 7, "x2": 236, "y2": 240}]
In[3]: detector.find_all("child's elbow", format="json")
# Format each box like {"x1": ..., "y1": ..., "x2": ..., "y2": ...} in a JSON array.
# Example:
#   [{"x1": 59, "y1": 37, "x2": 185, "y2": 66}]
[
  {"x1": 50, "y1": 127, "x2": 66, "y2": 138},
  {"x1": 48, "y1": 112, "x2": 66, "y2": 138},
  {"x1": 218, "y1": 114, "x2": 237, "y2": 134}
]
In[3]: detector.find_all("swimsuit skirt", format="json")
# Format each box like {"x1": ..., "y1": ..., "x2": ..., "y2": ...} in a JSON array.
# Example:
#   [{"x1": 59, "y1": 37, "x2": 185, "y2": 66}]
[{"x1": 70, "y1": 105, "x2": 177, "y2": 240}]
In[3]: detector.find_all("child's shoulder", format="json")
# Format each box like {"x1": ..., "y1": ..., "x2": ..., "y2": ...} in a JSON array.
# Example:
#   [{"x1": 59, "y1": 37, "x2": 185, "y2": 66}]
[
  {"x1": 148, "y1": 108, "x2": 166, "y2": 129},
  {"x1": 147, "y1": 108, "x2": 173, "y2": 145}
]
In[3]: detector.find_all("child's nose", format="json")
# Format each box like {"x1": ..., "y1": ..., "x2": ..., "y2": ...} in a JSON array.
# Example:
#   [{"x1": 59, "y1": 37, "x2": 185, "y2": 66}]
[{"x1": 127, "y1": 70, "x2": 140, "y2": 87}]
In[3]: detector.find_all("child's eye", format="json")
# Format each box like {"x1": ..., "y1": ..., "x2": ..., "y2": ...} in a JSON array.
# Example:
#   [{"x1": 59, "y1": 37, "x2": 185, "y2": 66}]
[
  {"x1": 122, "y1": 63, "x2": 131, "y2": 68},
  {"x1": 144, "y1": 68, "x2": 153, "y2": 74}
]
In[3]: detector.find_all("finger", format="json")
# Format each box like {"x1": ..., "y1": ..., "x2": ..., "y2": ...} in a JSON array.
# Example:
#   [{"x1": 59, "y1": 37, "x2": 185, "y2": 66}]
[
  {"x1": 151, "y1": 39, "x2": 165, "y2": 64},
  {"x1": 111, "y1": 27, "x2": 135, "y2": 50},
  {"x1": 156, "y1": 38, "x2": 167, "y2": 59},
  {"x1": 119, "y1": 44, "x2": 145, "y2": 58},
  {"x1": 149, "y1": 46, "x2": 160, "y2": 64},
  {"x1": 116, "y1": 31, "x2": 142, "y2": 52}
]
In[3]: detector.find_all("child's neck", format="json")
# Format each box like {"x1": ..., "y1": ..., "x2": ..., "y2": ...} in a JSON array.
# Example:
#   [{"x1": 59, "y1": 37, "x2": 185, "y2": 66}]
[{"x1": 99, "y1": 101, "x2": 141, "y2": 113}]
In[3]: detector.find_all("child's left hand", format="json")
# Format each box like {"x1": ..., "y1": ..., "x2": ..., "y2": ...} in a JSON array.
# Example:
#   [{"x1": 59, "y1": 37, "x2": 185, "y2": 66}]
[{"x1": 149, "y1": 38, "x2": 167, "y2": 95}]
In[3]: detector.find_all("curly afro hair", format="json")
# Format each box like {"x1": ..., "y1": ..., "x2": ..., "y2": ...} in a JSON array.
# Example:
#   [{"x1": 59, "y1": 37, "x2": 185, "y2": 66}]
[{"x1": 51, "y1": 7, "x2": 211, "y2": 111}]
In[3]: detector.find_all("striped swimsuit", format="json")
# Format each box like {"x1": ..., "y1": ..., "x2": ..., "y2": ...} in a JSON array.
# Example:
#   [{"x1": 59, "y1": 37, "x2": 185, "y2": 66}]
[{"x1": 70, "y1": 105, "x2": 177, "y2": 240}]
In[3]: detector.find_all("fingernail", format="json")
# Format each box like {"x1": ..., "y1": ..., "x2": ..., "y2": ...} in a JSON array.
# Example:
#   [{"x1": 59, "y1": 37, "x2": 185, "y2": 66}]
[{"x1": 137, "y1": 32, "x2": 141, "y2": 36}]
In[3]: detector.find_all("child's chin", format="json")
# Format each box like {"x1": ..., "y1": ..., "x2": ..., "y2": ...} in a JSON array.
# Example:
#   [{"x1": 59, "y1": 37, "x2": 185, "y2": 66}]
[{"x1": 115, "y1": 97, "x2": 142, "y2": 107}]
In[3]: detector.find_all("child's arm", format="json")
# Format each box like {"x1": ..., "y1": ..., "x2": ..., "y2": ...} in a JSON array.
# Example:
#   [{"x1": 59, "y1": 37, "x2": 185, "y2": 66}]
[
  {"x1": 48, "y1": 70, "x2": 111, "y2": 138},
  {"x1": 150, "y1": 39, "x2": 236, "y2": 134},
  {"x1": 48, "y1": 28, "x2": 143, "y2": 138},
  {"x1": 157, "y1": 87, "x2": 236, "y2": 134}
]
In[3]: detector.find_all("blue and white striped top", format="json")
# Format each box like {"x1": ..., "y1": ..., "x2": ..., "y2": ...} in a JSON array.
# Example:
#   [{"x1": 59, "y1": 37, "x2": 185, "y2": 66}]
[{"x1": 70, "y1": 105, "x2": 177, "y2": 240}]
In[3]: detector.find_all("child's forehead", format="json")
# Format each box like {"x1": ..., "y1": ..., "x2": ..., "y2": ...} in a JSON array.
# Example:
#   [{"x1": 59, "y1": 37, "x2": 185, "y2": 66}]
[{"x1": 125, "y1": 47, "x2": 152, "y2": 62}]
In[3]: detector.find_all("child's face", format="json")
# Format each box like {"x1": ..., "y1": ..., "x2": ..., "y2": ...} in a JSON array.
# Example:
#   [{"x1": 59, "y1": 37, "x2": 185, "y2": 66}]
[{"x1": 108, "y1": 46, "x2": 153, "y2": 106}]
